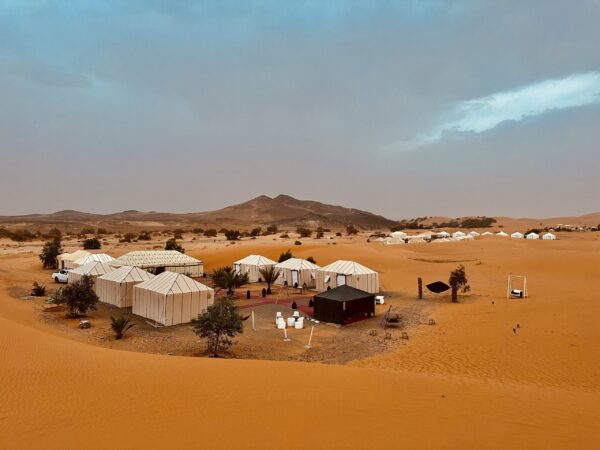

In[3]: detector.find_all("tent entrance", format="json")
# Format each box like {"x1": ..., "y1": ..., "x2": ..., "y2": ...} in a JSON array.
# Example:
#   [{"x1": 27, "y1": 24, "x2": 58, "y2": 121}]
[
  {"x1": 291, "y1": 270, "x2": 299, "y2": 287},
  {"x1": 336, "y1": 274, "x2": 346, "y2": 286}
]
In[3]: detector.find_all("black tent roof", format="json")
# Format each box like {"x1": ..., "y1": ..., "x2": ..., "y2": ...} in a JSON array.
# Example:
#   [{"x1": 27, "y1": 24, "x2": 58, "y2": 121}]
[
  {"x1": 314, "y1": 284, "x2": 374, "y2": 302},
  {"x1": 426, "y1": 281, "x2": 450, "y2": 293}
]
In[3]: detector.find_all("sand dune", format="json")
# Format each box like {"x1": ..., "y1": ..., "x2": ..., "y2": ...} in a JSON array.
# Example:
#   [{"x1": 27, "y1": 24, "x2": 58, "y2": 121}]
[{"x1": 1, "y1": 234, "x2": 599, "y2": 448}]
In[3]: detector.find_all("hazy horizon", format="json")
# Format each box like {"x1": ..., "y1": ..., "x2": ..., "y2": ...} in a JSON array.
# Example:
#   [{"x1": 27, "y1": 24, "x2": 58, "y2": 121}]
[{"x1": 1, "y1": 1, "x2": 599, "y2": 218}]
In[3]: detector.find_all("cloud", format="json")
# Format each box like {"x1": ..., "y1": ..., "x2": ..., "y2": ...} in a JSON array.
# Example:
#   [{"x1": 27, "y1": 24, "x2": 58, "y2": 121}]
[{"x1": 388, "y1": 72, "x2": 600, "y2": 150}]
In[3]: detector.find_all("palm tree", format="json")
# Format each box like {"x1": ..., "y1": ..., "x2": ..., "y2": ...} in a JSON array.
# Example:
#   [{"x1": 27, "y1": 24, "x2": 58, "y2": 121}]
[
  {"x1": 259, "y1": 266, "x2": 281, "y2": 295},
  {"x1": 110, "y1": 316, "x2": 135, "y2": 340},
  {"x1": 448, "y1": 265, "x2": 470, "y2": 303},
  {"x1": 211, "y1": 266, "x2": 249, "y2": 296}
]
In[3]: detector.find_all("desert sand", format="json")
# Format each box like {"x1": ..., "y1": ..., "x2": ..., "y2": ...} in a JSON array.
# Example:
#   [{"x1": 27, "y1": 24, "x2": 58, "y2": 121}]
[{"x1": 1, "y1": 232, "x2": 599, "y2": 449}]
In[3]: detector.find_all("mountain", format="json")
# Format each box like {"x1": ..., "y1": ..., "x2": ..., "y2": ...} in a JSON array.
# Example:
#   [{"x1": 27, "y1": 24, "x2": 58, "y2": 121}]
[{"x1": 0, "y1": 195, "x2": 398, "y2": 230}]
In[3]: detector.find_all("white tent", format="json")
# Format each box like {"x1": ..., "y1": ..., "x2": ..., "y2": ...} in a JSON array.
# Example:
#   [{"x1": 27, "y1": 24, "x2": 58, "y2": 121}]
[
  {"x1": 390, "y1": 231, "x2": 407, "y2": 238},
  {"x1": 468, "y1": 231, "x2": 480, "y2": 237},
  {"x1": 133, "y1": 272, "x2": 214, "y2": 326},
  {"x1": 496, "y1": 231, "x2": 508, "y2": 237},
  {"x1": 57, "y1": 250, "x2": 90, "y2": 270},
  {"x1": 511, "y1": 232, "x2": 524, "y2": 239},
  {"x1": 482, "y1": 231, "x2": 494, "y2": 236},
  {"x1": 452, "y1": 231, "x2": 466, "y2": 238},
  {"x1": 316, "y1": 260, "x2": 379, "y2": 294},
  {"x1": 274, "y1": 258, "x2": 320, "y2": 288},
  {"x1": 68, "y1": 261, "x2": 115, "y2": 289},
  {"x1": 542, "y1": 232, "x2": 556, "y2": 240},
  {"x1": 436, "y1": 231, "x2": 450, "y2": 238},
  {"x1": 526, "y1": 232, "x2": 540, "y2": 240},
  {"x1": 97, "y1": 266, "x2": 155, "y2": 308},
  {"x1": 110, "y1": 250, "x2": 203, "y2": 277},
  {"x1": 73, "y1": 253, "x2": 114, "y2": 267},
  {"x1": 233, "y1": 254, "x2": 277, "y2": 283}
]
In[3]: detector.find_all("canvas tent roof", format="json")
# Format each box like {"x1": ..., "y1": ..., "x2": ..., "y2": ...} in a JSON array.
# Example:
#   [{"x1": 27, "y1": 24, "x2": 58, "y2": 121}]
[
  {"x1": 482, "y1": 231, "x2": 493, "y2": 236},
  {"x1": 74, "y1": 253, "x2": 114, "y2": 266},
  {"x1": 111, "y1": 251, "x2": 202, "y2": 268},
  {"x1": 511, "y1": 232, "x2": 524, "y2": 238},
  {"x1": 497, "y1": 231, "x2": 508, "y2": 236},
  {"x1": 234, "y1": 254, "x2": 276, "y2": 266},
  {"x1": 452, "y1": 231, "x2": 466, "y2": 238},
  {"x1": 543, "y1": 232, "x2": 556, "y2": 240},
  {"x1": 135, "y1": 271, "x2": 211, "y2": 295},
  {"x1": 314, "y1": 284, "x2": 373, "y2": 302},
  {"x1": 275, "y1": 258, "x2": 320, "y2": 270},
  {"x1": 70, "y1": 261, "x2": 115, "y2": 276},
  {"x1": 319, "y1": 260, "x2": 376, "y2": 275},
  {"x1": 59, "y1": 250, "x2": 90, "y2": 262},
  {"x1": 98, "y1": 265, "x2": 154, "y2": 283}
]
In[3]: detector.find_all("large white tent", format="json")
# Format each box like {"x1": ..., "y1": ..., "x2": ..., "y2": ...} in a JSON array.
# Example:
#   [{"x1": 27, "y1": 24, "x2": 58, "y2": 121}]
[
  {"x1": 436, "y1": 231, "x2": 450, "y2": 238},
  {"x1": 233, "y1": 254, "x2": 277, "y2": 283},
  {"x1": 496, "y1": 231, "x2": 508, "y2": 237},
  {"x1": 316, "y1": 260, "x2": 379, "y2": 294},
  {"x1": 110, "y1": 251, "x2": 203, "y2": 277},
  {"x1": 73, "y1": 253, "x2": 114, "y2": 267},
  {"x1": 452, "y1": 231, "x2": 466, "y2": 238},
  {"x1": 511, "y1": 232, "x2": 524, "y2": 239},
  {"x1": 97, "y1": 266, "x2": 155, "y2": 308},
  {"x1": 68, "y1": 262, "x2": 115, "y2": 288},
  {"x1": 526, "y1": 232, "x2": 540, "y2": 240},
  {"x1": 468, "y1": 231, "x2": 480, "y2": 238},
  {"x1": 133, "y1": 272, "x2": 214, "y2": 326},
  {"x1": 482, "y1": 231, "x2": 494, "y2": 236},
  {"x1": 274, "y1": 258, "x2": 320, "y2": 288},
  {"x1": 57, "y1": 250, "x2": 90, "y2": 270},
  {"x1": 542, "y1": 232, "x2": 557, "y2": 240}
]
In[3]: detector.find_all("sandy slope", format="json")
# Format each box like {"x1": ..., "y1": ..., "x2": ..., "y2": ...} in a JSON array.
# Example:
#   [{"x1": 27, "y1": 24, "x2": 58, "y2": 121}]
[{"x1": 1, "y1": 235, "x2": 600, "y2": 449}]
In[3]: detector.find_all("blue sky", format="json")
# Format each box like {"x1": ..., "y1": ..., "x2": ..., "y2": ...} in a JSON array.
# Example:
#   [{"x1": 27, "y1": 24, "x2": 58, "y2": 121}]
[{"x1": 1, "y1": 0, "x2": 599, "y2": 218}]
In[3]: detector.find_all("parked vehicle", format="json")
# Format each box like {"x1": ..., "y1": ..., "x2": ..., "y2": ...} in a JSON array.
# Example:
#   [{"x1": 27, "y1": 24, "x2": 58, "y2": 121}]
[{"x1": 52, "y1": 269, "x2": 69, "y2": 283}]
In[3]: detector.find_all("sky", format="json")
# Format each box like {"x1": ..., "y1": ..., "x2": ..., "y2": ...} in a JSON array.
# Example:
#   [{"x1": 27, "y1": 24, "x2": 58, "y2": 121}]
[{"x1": 1, "y1": 0, "x2": 599, "y2": 219}]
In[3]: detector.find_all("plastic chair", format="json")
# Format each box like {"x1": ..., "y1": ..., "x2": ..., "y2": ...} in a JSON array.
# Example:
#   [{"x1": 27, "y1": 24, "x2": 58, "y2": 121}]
[
  {"x1": 294, "y1": 318, "x2": 304, "y2": 329},
  {"x1": 287, "y1": 317, "x2": 295, "y2": 327},
  {"x1": 277, "y1": 319, "x2": 286, "y2": 329},
  {"x1": 293, "y1": 311, "x2": 300, "y2": 318},
  {"x1": 275, "y1": 311, "x2": 283, "y2": 324}
]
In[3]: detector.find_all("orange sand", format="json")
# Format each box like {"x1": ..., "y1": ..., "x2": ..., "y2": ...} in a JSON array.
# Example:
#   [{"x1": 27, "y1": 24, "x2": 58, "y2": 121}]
[{"x1": 1, "y1": 233, "x2": 599, "y2": 449}]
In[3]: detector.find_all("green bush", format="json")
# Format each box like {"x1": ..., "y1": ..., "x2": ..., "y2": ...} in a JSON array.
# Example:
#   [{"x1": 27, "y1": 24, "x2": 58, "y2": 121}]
[
  {"x1": 165, "y1": 238, "x2": 184, "y2": 253},
  {"x1": 83, "y1": 237, "x2": 101, "y2": 249}
]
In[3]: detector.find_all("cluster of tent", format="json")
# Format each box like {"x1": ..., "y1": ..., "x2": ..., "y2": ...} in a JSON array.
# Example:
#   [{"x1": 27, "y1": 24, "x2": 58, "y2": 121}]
[
  {"x1": 233, "y1": 254, "x2": 379, "y2": 293},
  {"x1": 380, "y1": 229, "x2": 557, "y2": 245},
  {"x1": 61, "y1": 250, "x2": 211, "y2": 326}
]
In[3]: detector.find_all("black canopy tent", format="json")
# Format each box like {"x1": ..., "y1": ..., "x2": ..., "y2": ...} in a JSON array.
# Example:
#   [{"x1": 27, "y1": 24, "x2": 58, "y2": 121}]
[
  {"x1": 313, "y1": 285, "x2": 375, "y2": 325},
  {"x1": 426, "y1": 281, "x2": 450, "y2": 294}
]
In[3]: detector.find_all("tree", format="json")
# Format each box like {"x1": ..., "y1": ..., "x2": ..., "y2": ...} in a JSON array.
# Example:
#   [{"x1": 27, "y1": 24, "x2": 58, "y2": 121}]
[
  {"x1": 110, "y1": 316, "x2": 135, "y2": 340},
  {"x1": 259, "y1": 265, "x2": 281, "y2": 294},
  {"x1": 224, "y1": 229, "x2": 241, "y2": 241},
  {"x1": 296, "y1": 227, "x2": 312, "y2": 238},
  {"x1": 278, "y1": 249, "x2": 293, "y2": 263},
  {"x1": 62, "y1": 275, "x2": 98, "y2": 317},
  {"x1": 191, "y1": 296, "x2": 244, "y2": 357},
  {"x1": 346, "y1": 225, "x2": 358, "y2": 235},
  {"x1": 306, "y1": 256, "x2": 317, "y2": 264},
  {"x1": 448, "y1": 265, "x2": 470, "y2": 303},
  {"x1": 165, "y1": 238, "x2": 185, "y2": 253},
  {"x1": 204, "y1": 229, "x2": 217, "y2": 237},
  {"x1": 250, "y1": 227, "x2": 262, "y2": 237},
  {"x1": 137, "y1": 230, "x2": 152, "y2": 241},
  {"x1": 173, "y1": 229, "x2": 185, "y2": 239},
  {"x1": 83, "y1": 237, "x2": 101, "y2": 249},
  {"x1": 39, "y1": 237, "x2": 63, "y2": 269},
  {"x1": 211, "y1": 266, "x2": 249, "y2": 295},
  {"x1": 316, "y1": 230, "x2": 324, "y2": 239},
  {"x1": 265, "y1": 224, "x2": 278, "y2": 235}
]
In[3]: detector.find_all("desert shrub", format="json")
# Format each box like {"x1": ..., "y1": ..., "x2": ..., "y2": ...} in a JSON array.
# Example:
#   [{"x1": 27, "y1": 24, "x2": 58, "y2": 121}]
[
  {"x1": 165, "y1": 238, "x2": 184, "y2": 253},
  {"x1": 136, "y1": 231, "x2": 151, "y2": 241},
  {"x1": 48, "y1": 288, "x2": 65, "y2": 305},
  {"x1": 173, "y1": 229, "x2": 185, "y2": 239},
  {"x1": 294, "y1": 240, "x2": 302, "y2": 246},
  {"x1": 346, "y1": 225, "x2": 358, "y2": 235},
  {"x1": 278, "y1": 249, "x2": 293, "y2": 262},
  {"x1": 335, "y1": 232, "x2": 342, "y2": 237},
  {"x1": 31, "y1": 282, "x2": 46, "y2": 297},
  {"x1": 192, "y1": 227, "x2": 204, "y2": 234},
  {"x1": 460, "y1": 217, "x2": 497, "y2": 228},
  {"x1": 7, "y1": 229, "x2": 37, "y2": 242},
  {"x1": 250, "y1": 227, "x2": 262, "y2": 237},
  {"x1": 218, "y1": 228, "x2": 228, "y2": 234},
  {"x1": 80, "y1": 227, "x2": 95, "y2": 235},
  {"x1": 191, "y1": 296, "x2": 243, "y2": 357},
  {"x1": 306, "y1": 256, "x2": 317, "y2": 264},
  {"x1": 204, "y1": 229, "x2": 217, "y2": 237},
  {"x1": 83, "y1": 237, "x2": 101, "y2": 249},
  {"x1": 39, "y1": 237, "x2": 63, "y2": 269},
  {"x1": 224, "y1": 229, "x2": 241, "y2": 241},
  {"x1": 316, "y1": 230, "x2": 324, "y2": 239},
  {"x1": 43, "y1": 228, "x2": 63, "y2": 241},
  {"x1": 110, "y1": 316, "x2": 135, "y2": 340},
  {"x1": 279, "y1": 233, "x2": 289, "y2": 239},
  {"x1": 62, "y1": 275, "x2": 98, "y2": 317},
  {"x1": 266, "y1": 224, "x2": 278, "y2": 235},
  {"x1": 96, "y1": 228, "x2": 108, "y2": 235},
  {"x1": 120, "y1": 233, "x2": 136, "y2": 243},
  {"x1": 296, "y1": 227, "x2": 312, "y2": 238}
]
